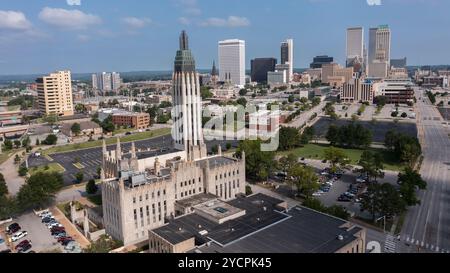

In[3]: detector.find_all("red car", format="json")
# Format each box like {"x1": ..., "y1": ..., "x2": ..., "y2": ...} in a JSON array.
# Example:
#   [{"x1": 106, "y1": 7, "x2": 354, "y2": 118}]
[
  {"x1": 15, "y1": 240, "x2": 31, "y2": 250},
  {"x1": 57, "y1": 237, "x2": 73, "y2": 243}
]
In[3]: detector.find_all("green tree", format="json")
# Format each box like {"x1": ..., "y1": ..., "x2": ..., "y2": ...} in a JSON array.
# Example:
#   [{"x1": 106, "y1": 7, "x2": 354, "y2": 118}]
[
  {"x1": 239, "y1": 89, "x2": 248, "y2": 96},
  {"x1": 14, "y1": 140, "x2": 21, "y2": 149},
  {"x1": 326, "y1": 125, "x2": 340, "y2": 146},
  {"x1": 86, "y1": 179, "x2": 98, "y2": 195},
  {"x1": 361, "y1": 183, "x2": 406, "y2": 221},
  {"x1": 43, "y1": 134, "x2": 58, "y2": 145},
  {"x1": 0, "y1": 173, "x2": 8, "y2": 197},
  {"x1": 236, "y1": 97, "x2": 247, "y2": 107},
  {"x1": 16, "y1": 172, "x2": 64, "y2": 211},
  {"x1": 279, "y1": 127, "x2": 301, "y2": 151},
  {"x1": 75, "y1": 172, "x2": 84, "y2": 183},
  {"x1": 0, "y1": 196, "x2": 17, "y2": 220},
  {"x1": 71, "y1": 123, "x2": 81, "y2": 136},
  {"x1": 84, "y1": 235, "x2": 122, "y2": 253},
  {"x1": 278, "y1": 153, "x2": 298, "y2": 174},
  {"x1": 397, "y1": 167, "x2": 427, "y2": 206},
  {"x1": 200, "y1": 86, "x2": 214, "y2": 100},
  {"x1": 245, "y1": 185, "x2": 253, "y2": 196},
  {"x1": 237, "y1": 140, "x2": 275, "y2": 181},
  {"x1": 3, "y1": 139, "x2": 13, "y2": 150},
  {"x1": 311, "y1": 97, "x2": 321, "y2": 106},
  {"x1": 358, "y1": 151, "x2": 385, "y2": 182},
  {"x1": 22, "y1": 137, "x2": 31, "y2": 148},
  {"x1": 226, "y1": 142, "x2": 232, "y2": 150},
  {"x1": 18, "y1": 166, "x2": 28, "y2": 177},
  {"x1": 323, "y1": 147, "x2": 350, "y2": 173},
  {"x1": 288, "y1": 164, "x2": 320, "y2": 198}
]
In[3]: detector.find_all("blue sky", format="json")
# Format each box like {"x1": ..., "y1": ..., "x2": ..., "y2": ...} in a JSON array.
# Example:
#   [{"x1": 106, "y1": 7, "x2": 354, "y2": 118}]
[{"x1": 0, "y1": 0, "x2": 449, "y2": 75}]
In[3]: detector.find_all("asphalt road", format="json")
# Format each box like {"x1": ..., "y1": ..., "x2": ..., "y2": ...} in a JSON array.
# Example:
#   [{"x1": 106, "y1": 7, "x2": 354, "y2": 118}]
[{"x1": 398, "y1": 88, "x2": 450, "y2": 254}]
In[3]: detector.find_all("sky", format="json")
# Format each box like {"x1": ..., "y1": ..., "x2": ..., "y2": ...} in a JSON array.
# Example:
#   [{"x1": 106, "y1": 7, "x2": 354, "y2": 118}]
[{"x1": 0, "y1": 0, "x2": 449, "y2": 75}]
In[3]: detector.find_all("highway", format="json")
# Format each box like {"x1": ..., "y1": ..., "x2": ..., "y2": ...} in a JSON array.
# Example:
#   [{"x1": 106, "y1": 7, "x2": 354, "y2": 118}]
[{"x1": 398, "y1": 87, "x2": 450, "y2": 253}]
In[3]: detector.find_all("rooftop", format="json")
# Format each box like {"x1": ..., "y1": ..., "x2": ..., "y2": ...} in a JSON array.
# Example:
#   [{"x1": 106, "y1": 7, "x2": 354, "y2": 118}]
[
  {"x1": 151, "y1": 194, "x2": 364, "y2": 253},
  {"x1": 152, "y1": 194, "x2": 288, "y2": 247},
  {"x1": 197, "y1": 205, "x2": 363, "y2": 253}
]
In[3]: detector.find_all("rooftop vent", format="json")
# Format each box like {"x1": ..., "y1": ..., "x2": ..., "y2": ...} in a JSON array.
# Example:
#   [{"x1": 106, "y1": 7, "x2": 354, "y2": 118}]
[
  {"x1": 263, "y1": 207, "x2": 267, "y2": 212},
  {"x1": 178, "y1": 227, "x2": 182, "y2": 231},
  {"x1": 337, "y1": 235, "x2": 344, "y2": 241},
  {"x1": 199, "y1": 230, "x2": 208, "y2": 236}
]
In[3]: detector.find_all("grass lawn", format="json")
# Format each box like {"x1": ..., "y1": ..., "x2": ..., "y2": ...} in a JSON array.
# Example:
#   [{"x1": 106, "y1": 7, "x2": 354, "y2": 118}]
[
  {"x1": 29, "y1": 162, "x2": 66, "y2": 175},
  {"x1": 279, "y1": 143, "x2": 404, "y2": 172},
  {"x1": 43, "y1": 128, "x2": 171, "y2": 155},
  {"x1": 87, "y1": 194, "x2": 102, "y2": 206},
  {"x1": 73, "y1": 162, "x2": 84, "y2": 169},
  {"x1": 112, "y1": 127, "x2": 136, "y2": 136}
]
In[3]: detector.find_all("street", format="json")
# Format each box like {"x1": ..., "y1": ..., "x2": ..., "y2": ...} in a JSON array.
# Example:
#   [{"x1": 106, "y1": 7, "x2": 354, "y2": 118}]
[{"x1": 398, "y1": 88, "x2": 450, "y2": 253}]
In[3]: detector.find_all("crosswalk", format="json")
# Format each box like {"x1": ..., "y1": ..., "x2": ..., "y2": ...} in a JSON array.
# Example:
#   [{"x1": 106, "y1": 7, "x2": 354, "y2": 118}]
[
  {"x1": 384, "y1": 234, "x2": 397, "y2": 253},
  {"x1": 402, "y1": 235, "x2": 450, "y2": 253}
]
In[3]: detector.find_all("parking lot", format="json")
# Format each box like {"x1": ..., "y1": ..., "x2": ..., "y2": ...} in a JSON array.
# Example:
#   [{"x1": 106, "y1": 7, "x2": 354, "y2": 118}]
[
  {"x1": 2, "y1": 212, "x2": 64, "y2": 253},
  {"x1": 270, "y1": 158, "x2": 400, "y2": 218},
  {"x1": 28, "y1": 135, "x2": 239, "y2": 185},
  {"x1": 1, "y1": 209, "x2": 86, "y2": 253}
]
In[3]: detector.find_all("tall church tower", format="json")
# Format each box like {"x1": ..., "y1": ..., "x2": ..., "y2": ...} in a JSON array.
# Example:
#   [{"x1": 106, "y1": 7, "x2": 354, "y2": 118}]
[{"x1": 172, "y1": 31, "x2": 207, "y2": 161}]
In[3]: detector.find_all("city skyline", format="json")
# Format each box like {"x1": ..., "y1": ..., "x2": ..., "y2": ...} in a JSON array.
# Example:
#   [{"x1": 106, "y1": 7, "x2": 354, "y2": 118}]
[{"x1": 1, "y1": 0, "x2": 450, "y2": 75}]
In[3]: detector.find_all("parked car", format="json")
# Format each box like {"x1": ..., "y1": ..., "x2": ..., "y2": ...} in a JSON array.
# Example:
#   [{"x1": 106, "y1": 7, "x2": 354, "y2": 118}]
[
  {"x1": 338, "y1": 195, "x2": 352, "y2": 202},
  {"x1": 54, "y1": 233, "x2": 68, "y2": 239},
  {"x1": 42, "y1": 217, "x2": 55, "y2": 223},
  {"x1": 0, "y1": 238, "x2": 5, "y2": 244},
  {"x1": 11, "y1": 231, "x2": 28, "y2": 242},
  {"x1": 15, "y1": 240, "x2": 31, "y2": 250},
  {"x1": 6, "y1": 223, "x2": 20, "y2": 234},
  {"x1": 61, "y1": 239, "x2": 74, "y2": 246},
  {"x1": 57, "y1": 236, "x2": 73, "y2": 243},
  {"x1": 18, "y1": 243, "x2": 32, "y2": 253}
]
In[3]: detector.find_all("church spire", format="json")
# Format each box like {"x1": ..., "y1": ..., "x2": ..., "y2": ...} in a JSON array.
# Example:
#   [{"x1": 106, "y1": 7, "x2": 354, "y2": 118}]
[{"x1": 212, "y1": 60, "x2": 217, "y2": 76}]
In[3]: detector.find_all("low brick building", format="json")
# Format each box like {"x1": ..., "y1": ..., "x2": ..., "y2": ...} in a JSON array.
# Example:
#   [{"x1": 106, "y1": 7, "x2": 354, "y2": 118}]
[{"x1": 112, "y1": 112, "x2": 150, "y2": 130}]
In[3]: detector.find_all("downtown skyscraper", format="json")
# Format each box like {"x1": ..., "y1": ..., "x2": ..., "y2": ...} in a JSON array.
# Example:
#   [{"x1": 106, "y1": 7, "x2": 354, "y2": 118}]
[
  {"x1": 218, "y1": 39, "x2": 246, "y2": 87},
  {"x1": 346, "y1": 27, "x2": 364, "y2": 68},
  {"x1": 281, "y1": 39, "x2": 294, "y2": 82}
]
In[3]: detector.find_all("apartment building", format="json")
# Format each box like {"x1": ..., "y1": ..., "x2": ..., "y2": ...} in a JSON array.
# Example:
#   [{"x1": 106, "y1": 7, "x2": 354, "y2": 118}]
[{"x1": 36, "y1": 70, "x2": 74, "y2": 117}]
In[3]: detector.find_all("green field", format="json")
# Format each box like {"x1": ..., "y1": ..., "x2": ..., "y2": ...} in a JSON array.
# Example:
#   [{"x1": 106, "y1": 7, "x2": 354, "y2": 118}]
[
  {"x1": 29, "y1": 162, "x2": 66, "y2": 175},
  {"x1": 279, "y1": 144, "x2": 404, "y2": 172},
  {"x1": 43, "y1": 128, "x2": 171, "y2": 155}
]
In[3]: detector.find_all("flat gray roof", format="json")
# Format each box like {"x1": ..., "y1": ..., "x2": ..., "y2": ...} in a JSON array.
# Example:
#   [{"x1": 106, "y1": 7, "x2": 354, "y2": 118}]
[{"x1": 197, "y1": 206, "x2": 363, "y2": 253}]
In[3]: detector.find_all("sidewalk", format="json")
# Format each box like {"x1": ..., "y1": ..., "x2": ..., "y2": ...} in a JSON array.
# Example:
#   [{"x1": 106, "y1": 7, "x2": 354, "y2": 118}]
[{"x1": 51, "y1": 207, "x2": 90, "y2": 249}]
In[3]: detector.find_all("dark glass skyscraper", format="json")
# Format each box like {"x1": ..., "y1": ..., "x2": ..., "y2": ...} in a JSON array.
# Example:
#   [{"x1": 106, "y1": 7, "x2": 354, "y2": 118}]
[
  {"x1": 251, "y1": 58, "x2": 277, "y2": 83},
  {"x1": 310, "y1": 55, "x2": 334, "y2": 69}
]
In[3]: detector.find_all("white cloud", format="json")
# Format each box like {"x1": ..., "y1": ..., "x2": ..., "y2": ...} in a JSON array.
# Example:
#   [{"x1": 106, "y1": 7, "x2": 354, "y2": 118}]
[
  {"x1": 77, "y1": 34, "x2": 89, "y2": 42},
  {"x1": 178, "y1": 17, "x2": 191, "y2": 25},
  {"x1": 0, "y1": 10, "x2": 32, "y2": 30},
  {"x1": 39, "y1": 7, "x2": 101, "y2": 30},
  {"x1": 122, "y1": 17, "x2": 152, "y2": 29},
  {"x1": 199, "y1": 16, "x2": 250, "y2": 28},
  {"x1": 67, "y1": 0, "x2": 81, "y2": 6},
  {"x1": 367, "y1": 0, "x2": 382, "y2": 5},
  {"x1": 185, "y1": 7, "x2": 201, "y2": 16}
]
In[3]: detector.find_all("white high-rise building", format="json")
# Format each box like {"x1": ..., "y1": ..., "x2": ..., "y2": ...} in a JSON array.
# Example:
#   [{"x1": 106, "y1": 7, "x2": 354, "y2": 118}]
[
  {"x1": 101, "y1": 72, "x2": 112, "y2": 91},
  {"x1": 218, "y1": 39, "x2": 246, "y2": 87},
  {"x1": 92, "y1": 74, "x2": 98, "y2": 90},
  {"x1": 346, "y1": 27, "x2": 364, "y2": 66},
  {"x1": 375, "y1": 25, "x2": 391, "y2": 66},
  {"x1": 92, "y1": 72, "x2": 122, "y2": 91},
  {"x1": 112, "y1": 72, "x2": 121, "y2": 90},
  {"x1": 281, "y1": 39, "x2": 294, "y2": 82}
]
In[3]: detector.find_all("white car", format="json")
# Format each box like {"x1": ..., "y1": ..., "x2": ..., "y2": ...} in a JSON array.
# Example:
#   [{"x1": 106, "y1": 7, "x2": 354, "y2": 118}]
[
  {"x1": 313, "y1": 192, "x2": 323, "y2": 197},
  {"x1": 11, "y1": 231, "x2": 28, "y2": 242},
  {"x1": 40, "y1": 213, "x2": 53, "y2": 219},
  {"x1": 48, "y1": 223, "x2": 63, "y2": 229}
]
